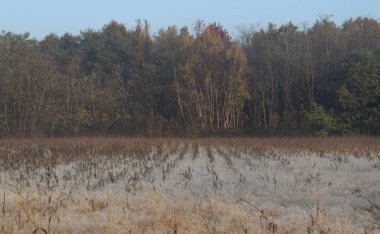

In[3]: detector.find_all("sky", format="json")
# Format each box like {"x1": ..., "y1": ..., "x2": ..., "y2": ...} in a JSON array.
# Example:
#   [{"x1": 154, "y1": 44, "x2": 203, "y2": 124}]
[{"x1": 0, "y1": 0, "x2": 379, "y2": 40}]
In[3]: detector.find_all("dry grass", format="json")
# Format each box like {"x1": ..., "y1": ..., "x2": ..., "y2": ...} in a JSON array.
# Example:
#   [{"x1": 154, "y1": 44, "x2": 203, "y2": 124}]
[{"x1": 0, "y1": 137, "x2": 379, "y2": 233}]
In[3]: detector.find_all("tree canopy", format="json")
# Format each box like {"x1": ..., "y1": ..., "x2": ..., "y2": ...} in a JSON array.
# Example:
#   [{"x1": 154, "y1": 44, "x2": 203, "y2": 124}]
[{"x1": 0, "y1": 17, "x2": 379, "y2": 137}]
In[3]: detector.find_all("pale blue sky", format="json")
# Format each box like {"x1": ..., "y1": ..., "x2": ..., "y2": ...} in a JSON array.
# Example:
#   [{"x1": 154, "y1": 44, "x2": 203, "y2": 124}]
[{"x1": 1, "y1": 0, "x2": 379, "y2": 39}]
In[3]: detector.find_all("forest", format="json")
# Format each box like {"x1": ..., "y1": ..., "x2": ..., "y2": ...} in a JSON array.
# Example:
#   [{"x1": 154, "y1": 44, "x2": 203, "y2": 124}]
[{"x1": 0, "y1": 16, "x2": 379, "y2": 137}]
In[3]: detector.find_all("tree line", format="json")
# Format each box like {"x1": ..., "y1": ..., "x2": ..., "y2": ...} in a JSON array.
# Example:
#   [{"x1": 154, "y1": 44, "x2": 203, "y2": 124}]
[{"x1": 0, "y1": 17, "x2": 379, "y2": 137}]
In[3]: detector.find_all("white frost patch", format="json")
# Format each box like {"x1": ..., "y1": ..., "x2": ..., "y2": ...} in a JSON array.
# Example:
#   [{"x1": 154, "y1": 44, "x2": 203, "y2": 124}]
[{"x1": 0, "y1": 145, "x2": 379, "y2": 233}]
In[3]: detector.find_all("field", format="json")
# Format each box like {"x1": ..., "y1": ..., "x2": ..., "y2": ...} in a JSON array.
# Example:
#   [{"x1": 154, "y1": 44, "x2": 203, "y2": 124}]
[{"x1": 0, "y1": 137, "x2": 379, "y2": 233}]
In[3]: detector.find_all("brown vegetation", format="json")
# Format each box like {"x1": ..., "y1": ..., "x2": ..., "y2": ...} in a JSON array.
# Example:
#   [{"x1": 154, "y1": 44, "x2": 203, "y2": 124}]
[{"x1": 0, "y1": 137, "x2": 379, "y2": 233}]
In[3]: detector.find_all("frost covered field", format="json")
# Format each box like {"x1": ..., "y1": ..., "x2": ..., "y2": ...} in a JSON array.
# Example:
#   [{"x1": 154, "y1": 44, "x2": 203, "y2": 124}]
[{"x1": 0, "y1": 138, "x2": 379, "y2": 233}]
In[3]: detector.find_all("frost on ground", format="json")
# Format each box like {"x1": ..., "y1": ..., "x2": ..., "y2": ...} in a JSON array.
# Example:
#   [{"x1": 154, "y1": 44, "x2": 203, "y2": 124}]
[{"x1": 0, "y1": 138, "x2": 379, "y2": 233}]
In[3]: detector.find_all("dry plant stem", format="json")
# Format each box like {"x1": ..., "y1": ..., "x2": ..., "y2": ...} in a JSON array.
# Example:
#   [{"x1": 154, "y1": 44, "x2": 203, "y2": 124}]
[{"x1": 0, "y1": 137, "x2": 379, "y2": 233}]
